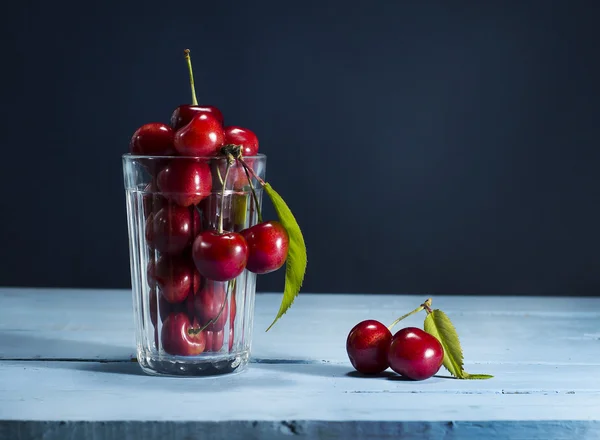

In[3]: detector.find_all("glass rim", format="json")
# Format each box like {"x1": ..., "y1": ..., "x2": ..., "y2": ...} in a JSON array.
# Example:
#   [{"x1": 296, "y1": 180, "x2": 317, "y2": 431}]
[{"x1": 122, "y1": 153, "x2": 267, "y2": 160}]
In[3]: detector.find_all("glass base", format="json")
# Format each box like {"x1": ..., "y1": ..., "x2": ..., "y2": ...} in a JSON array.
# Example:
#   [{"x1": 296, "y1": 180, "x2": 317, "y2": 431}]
[{"x1": 137, "y1": 349, "x2": 250, "y2": 377}]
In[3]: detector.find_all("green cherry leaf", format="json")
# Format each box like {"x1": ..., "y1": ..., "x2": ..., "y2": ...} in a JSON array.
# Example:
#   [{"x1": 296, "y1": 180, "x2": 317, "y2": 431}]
[
  {"x1": 424, "y1": 309, "x2": 493, "y2": 380},
  {"x1": 424, "y1": 310, "x2": 465, "y2": 378},
  {"x1": 263, "y1": 183, "x2": 307, "y2": 331},
  {"x1": 464, "y1": 374, "x2": 494, "y2": 380}
]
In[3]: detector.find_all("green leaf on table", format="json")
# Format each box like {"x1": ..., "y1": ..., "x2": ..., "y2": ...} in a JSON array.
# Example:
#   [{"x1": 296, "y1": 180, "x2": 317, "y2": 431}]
[
  {"x1": 424, "y1": 310, "x2": 465, "y2": 378},
  {"x1": 424, "y1": 309, "x2": 493, "y2": 380},
  {"x1": 464, "y1": 373, "x2": 494, "y2": 380},
  {"x1": 264, "y1": 183, "x2": 307, "y2": 331}
]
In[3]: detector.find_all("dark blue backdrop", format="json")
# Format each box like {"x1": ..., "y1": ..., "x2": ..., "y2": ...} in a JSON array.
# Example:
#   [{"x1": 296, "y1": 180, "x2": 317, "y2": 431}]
[{"x1": 2, "y1": 0, "x2": 599, "y2": 295}]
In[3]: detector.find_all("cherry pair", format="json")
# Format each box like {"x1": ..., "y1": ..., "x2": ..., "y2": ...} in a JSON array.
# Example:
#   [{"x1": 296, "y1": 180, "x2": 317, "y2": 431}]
[
  {"x1": 192, "y1": 220, "x2": 288, "y2": 281},
  {"x1": 346, "y1": 320, "x2": 444, "y2": 380}
]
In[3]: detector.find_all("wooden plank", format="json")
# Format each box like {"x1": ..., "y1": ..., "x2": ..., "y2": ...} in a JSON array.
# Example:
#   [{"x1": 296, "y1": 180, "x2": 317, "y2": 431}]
[
  {"x1": 0, "y1": 360, "x2": 599, "y2": 439},
  {"x1": 0, "y1": 361, "x2": 599, "y2": 417},
  {"x1": 2, "y1": 420, "x2": 599, "y2": 440},
  {"x1": 1, "y1": 288, "x2": 599, "y2": 365}
]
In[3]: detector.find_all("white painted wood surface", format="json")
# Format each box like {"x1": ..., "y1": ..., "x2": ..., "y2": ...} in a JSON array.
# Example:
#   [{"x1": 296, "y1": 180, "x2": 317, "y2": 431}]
[{"x1": 0, "y1": 288, "x2": 599, "y2": 440}]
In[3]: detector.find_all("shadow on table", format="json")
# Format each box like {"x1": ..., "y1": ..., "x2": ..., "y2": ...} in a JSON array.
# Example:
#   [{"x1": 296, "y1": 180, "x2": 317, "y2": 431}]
[
  {"x1": 253, "y1": 360, "x2": 454, "y2": 383},
  {"x1": 0, "y1": 331, "x2": 132, "y2": 362},
  {"x1": 74, "y1": 361, "x2": 299, "y2": 391},
  {"x1": 346, "y1": 370, "x2": 402, "y2": 379},
  {"x1": 252, "y1": 359, "x2": 360, "y2": 378},
  {"x1": 77, "y1": 361, "x2": 146, "y2": 376}
]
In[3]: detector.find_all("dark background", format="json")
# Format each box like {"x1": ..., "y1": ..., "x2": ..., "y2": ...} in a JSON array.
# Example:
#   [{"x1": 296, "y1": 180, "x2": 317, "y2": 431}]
[{"x1": 2, "y1": 1, "x2": 599, "y2": 295}]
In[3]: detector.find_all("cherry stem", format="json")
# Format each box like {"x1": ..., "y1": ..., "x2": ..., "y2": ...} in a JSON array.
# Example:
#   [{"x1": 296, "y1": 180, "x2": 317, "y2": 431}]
[
  {"x1": 239, "y1": 159, "x2": 263, "y2": 223},
  {"x1": 218, "y1": 158, "x2": 232, "y2": 234},
  {"x1": 184, "y1": 49, "x2": 198, "y2": 106},
  {"x1": 215, "y1": 165, "x2": 224, "y2": 186},
  {"x1": 387, "y1": 298, "x2": 432, "y2": 331},
  {"x1": 239, "y1": 158, "x2": 266, "y2": 187},
  {"x1": 189, "y1": 279, "x2": 235, "y2": 335}
]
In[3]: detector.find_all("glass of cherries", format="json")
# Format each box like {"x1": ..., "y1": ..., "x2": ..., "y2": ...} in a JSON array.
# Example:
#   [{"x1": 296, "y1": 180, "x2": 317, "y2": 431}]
[{"x1": 122, "y1": 50, "x2": 289, "y2": 376}]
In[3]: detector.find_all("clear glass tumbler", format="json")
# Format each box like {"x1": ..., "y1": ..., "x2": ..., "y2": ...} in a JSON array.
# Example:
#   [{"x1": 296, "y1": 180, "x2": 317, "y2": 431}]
[{"x1": 122, "y1": 154, "x2": 266, "y2": 376}]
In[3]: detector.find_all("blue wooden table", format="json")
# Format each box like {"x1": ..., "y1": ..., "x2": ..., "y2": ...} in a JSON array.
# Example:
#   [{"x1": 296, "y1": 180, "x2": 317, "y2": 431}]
[{"x1": 0, "y1": 288, "x2": 599, "y2": 439}]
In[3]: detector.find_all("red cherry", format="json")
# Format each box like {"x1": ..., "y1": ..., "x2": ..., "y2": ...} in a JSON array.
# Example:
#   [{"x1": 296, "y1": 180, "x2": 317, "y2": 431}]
[
  {"x1": 161, "y1": 312, "x2": 206, "y2": 356},
  {"x1": 153, "y1": 254, "x2": 201, "y2": 304},
  {"x1": 129, "y1": 123, "x2": 176, "y2": 156},
  {"x1": 157, "y1": 160, "x2": 212, "y2": 207},
  {"x1": 241, "y1": 221, "x2": 289, "y2": 274},
  {"x1": 388, "y1": 327, "x2": 444, "y2": 380},
  {"x1": 193, "y1": 280, "x2": 229, "y2": 331},
  {"x1": 205, "y1": 329, "x2": 225, "y2": 352},
  {"x1": 145, "y1": 204, "x2": 201, "y2": 255},
  {"x1": 170, "y1": 105, "x2": 224, "y2": 131},
  {"x1": 192, "y1": 230, "x2": 248, "y2": 281},
  {"x1": 346, "y1": 320, "x2": 392, "y2": 374},
  {"x1": 224, "y1": 126, "x2": 259, "y2": 156},
  {"x1": 173, "y1": 113, "x2": 225, "y2": 157}
]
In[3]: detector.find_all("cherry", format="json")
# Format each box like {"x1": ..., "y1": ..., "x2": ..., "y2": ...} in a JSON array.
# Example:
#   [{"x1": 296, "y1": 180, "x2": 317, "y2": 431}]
[
  {"x1": 224, "y1": 126, "x2": 259, "y2": 156},
  {"x1": 192, "y1": 142, "x2": 248, "y2": 282},
  {"x1": 161, "y1": 312, "x2": 206, "y2": 356},
  {"x1": 145, "y1": 204, "x2": 200, "y2": 254},
  {"x1": 205, "y1": 329, "x2": 225, "y2": 352},
  {"x1": 192, "y1": 230, "x2": 248, "y2": 281},
  {"x1": 152, "y1": 254, "x2": 201, "y2": 304},
  {"x1": 193, "y1": 280, "x2": 229, "y2": 331},
  {"x1": 241, "y1": 221, "x2": 289, "y2": 274},
  {"x1": 173, "y1": 113, "x2": 225, "y2": 157},
  {"x1": 129, "y1": 123, "x2": 176, "y2": 156},
  {"x1": 170, "y1": 50, "x2": 224, "y2": 130},
  {"x1": 346, "y1": 320, "x2": 392, "y2": 374},
  {"x1": 157, "y1": 159, "x2": 212, "y2": 207},
  {"x1": 387, "y1": 327, "x2": 444, "y2": 380},
  {"x1": 171, "y1": 49, "x2": 224, "y2": 156},
  {"x1": 171, "y1": 105, "x2": 224, "y2": 131}
]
